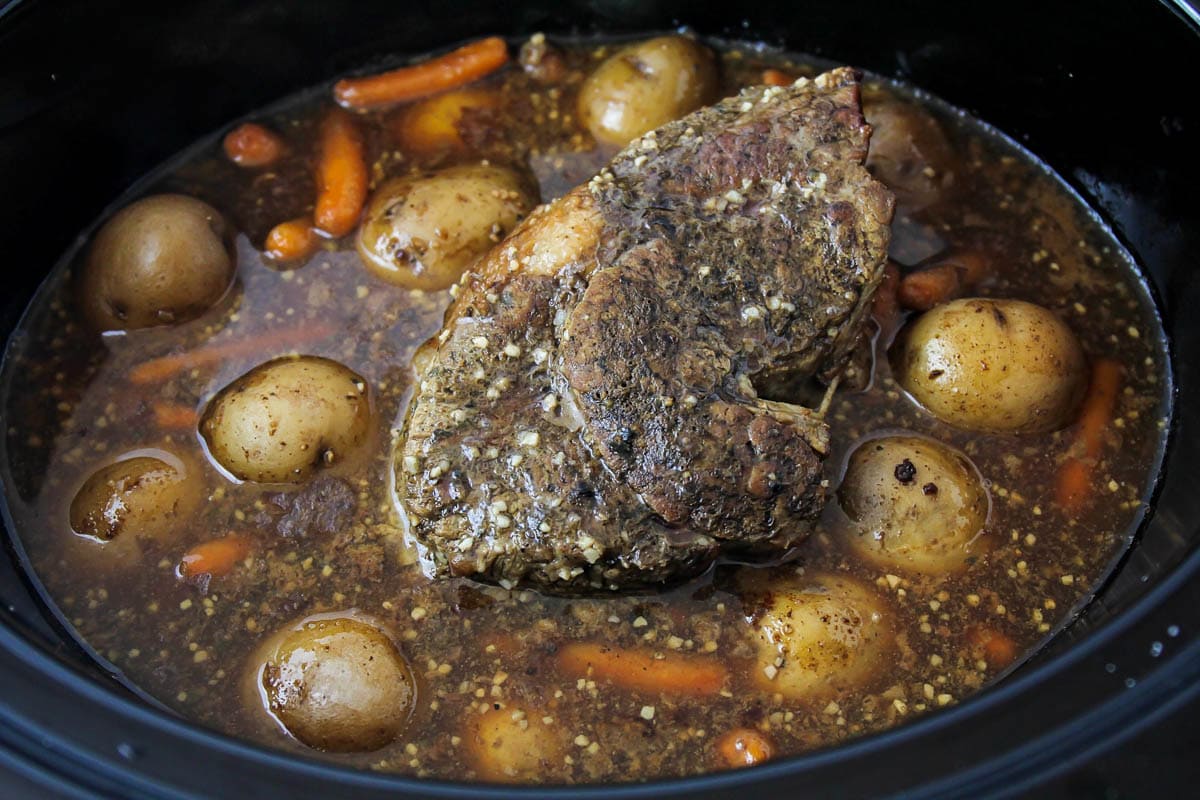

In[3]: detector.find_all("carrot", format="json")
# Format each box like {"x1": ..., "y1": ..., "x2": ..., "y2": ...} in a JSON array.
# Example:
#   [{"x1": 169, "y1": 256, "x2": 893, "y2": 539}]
[
  {"x1": 265, "y1": 217, "x2": 321, "y2": 262},
  {"x1": 715, "y1": 727, "x2": 775, "y2": 768},
  {"x1": 151, "y1": 401, "x2": 199, "y2": 430},
  {"x1": 179, "y1": 534, "x2": 251, "y2": 579},
  {"x1": 556, "y1": 641, "x2": 728, "y2": 697},
  {"x1": 872, "y1": 260, "x2": 902, "y2": 328},
  {"x1": 762, "y1": 68, "x2": 794, "y2": 87},
  {"x1": 127, "y1": 320, "x2": 338, "y2": 385},
  {"x1": 966, "y1": 626, "x2": 1018, "y2": 670},
  {"x1": 314, "y1": 109, "x2": 368, "y2": 238},
  {"x1": 898, "y1": 264, "x2": 962, "y2": 311},
  {"x1": 333, "y1": 37, "x2": 510, "y2": 111},
  {"x1": 1056, "y1": 359, "x2": 1123, "y2": 511},
  {"x1": 223, "y1": 122, "x2": 285, "y2": 167}
]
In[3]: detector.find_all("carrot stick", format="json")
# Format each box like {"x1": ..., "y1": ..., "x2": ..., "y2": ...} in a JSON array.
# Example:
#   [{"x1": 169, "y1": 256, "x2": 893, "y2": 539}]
[
  {"x1": 265, "y1": 217, "x2": 321, "y2": 262},
  {"x1": 151, "y1": 401, "x2": 199, "y2": 430},
  {"x1": 762, "y1": 68, "x2": 794, "y2": 87},
  {"x1": 314, "y1": 109, "x2": 368, "y2": 238},
  {"x1": 556, "y1": 641, "x2": 728, "y2": 697},
  {"x1": 223, "y1": 122, "x2": 286, "y2": 167},
  {"x1": 1056, "y1": 359, "x2": 1123, "y2": 511},
  {"x1": 715, "y1": 728, "x2": 775, "y2": 768},
  {"x1": 333, "y1": 37, "x2": 510, "y2": 111},
  {"x1": 179, "y1": 534, "x2": 251, "y2": 579},
  {"x1": 898, "y1": 264, "x2": 962, "y2": 311},
  {"x1": 128, "y1": 321, "x2": 338, "y2": 385}
]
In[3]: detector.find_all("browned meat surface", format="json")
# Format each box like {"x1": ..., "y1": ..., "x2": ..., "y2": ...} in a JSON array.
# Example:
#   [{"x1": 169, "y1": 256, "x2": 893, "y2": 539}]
[{"x1": 397, "y1": 67, "x2": 894, "y2": 593}]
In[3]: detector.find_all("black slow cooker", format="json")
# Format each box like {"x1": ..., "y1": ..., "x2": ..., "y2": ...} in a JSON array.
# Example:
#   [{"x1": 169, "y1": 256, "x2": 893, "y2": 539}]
[{"x1": 2, "y1": 0, "x2": 1199, "y2": 796}]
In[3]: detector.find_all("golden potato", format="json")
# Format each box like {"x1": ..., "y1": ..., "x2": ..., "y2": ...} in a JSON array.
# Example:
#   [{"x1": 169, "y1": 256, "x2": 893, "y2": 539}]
[
  {"x1": 466, "y1": 702, "x2": 564, "y2": 783},
  {"x1": 392, "y1": 89, "x2": 501, "y2": 157},
  {"x1": 357, "y1": 164, "x2": 536, "y2": 290},
  {"x1": 839, "y1": 436, "x2": 989, "y2": 574},
  {"x1": 896, "y1": 297, "x2": 1087, "y2": 433},
  {"x1": 200, "y1": 356, "x2": 370, "y2": 483},
  {"x1": 864, "y1": 98, "x2": 957, "y2": 212},
  {"x1": 742, "y1": 571, "x2": 892, "y2": 701},
  {"x1": 577, "y1": 36, "x2": 718, "y2": 147},
  {"x1": 69, "y1": 453, "x2": 201, "y2": 546},
  {"x1": 79, "y1": 194, "x2": 235, "y2": 331},
  {"x1": 259, "y1": 616, "x2": 415, "y2": 752}
]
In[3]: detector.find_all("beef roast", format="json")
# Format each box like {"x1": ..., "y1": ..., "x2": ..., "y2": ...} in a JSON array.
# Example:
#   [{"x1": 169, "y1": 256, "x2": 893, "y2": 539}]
[{"x1": 396, "y1": 67, "x2": 894, "y2": 593}]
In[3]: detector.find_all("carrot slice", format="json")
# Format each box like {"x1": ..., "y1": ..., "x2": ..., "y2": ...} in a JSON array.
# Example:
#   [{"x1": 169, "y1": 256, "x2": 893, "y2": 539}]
[
  {"x1": 898, "y1": 264, "x2": 962, "y2": 311},
  {"x1": 762, "y1": 68, "x2": 794, "y2": 87},
  {"x1": 314, "y1": 110, "x2": 368, "y2": 238},
  {"x1": 556, "y1": 641, "x2": 728, "y2": 697},
  {"x1": 223, "y1": 123, "x2": 285, "y2": 167},
  {"x1": 127, "y1": 321, "x2": 338, "y2": 385},
  {"x1": 333, "y1": 37, "x2": 510, "y2": 111},
  {"x1": 265, "y1": 217, "x2": 321, "y2": 262},
  {"x1": 715, "y1": 727, "x2": 775, "y2": 768},
  {"x1": 179, "y1": 534, "x2": 251, "y2": 579},
  {"x1": 1056, "y1": 359, "x2": 1123, "y2": 511},
  {"x1": 151, "y1": 401, "x2": 198, "y2": 430}
]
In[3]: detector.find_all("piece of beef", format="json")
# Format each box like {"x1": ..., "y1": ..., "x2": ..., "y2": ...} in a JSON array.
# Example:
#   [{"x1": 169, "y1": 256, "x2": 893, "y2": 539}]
[
  {"x1": 260, "y1": 476, "x2": 357, "y2": 539},
  {"x1": 397, "y1": 68, "x2": 894, "y2": 593}
]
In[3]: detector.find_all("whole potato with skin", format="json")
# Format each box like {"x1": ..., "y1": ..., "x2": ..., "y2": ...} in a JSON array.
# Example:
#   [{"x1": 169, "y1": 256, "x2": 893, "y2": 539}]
[
  {"x1": 357, "y1": 164, "x2": 536, "y2": 290},
  {"x1": 466, "y1": 702, "x2": 564, "y2": 782},
  {"x1": 864, "y1": 98, "x2": 957, "y2": 212},
  {"x1": 201, "y1": 356, "x2": 370, "y2": 483},
  {"x1": 259, "y1": 616, "x2": 416, "y2": 752},
  {"x1": 79, "y1": 194, "x2": 235, "y2": 331},
  {"x1": 578, "y1": 35, "x2": 718, "y2": 147},
  {"x1": 839, "y1": 435, "x2": 989, "y2": 574},
  {"x1": 70, "y1": 454, "x2": 200, "y2": 543},
  {"x1": 897, "y1": 297, "x2": 1087, "y2": 433},
  {"x1": 741, "y1": 571, "x2": 892, "y2": 701}
]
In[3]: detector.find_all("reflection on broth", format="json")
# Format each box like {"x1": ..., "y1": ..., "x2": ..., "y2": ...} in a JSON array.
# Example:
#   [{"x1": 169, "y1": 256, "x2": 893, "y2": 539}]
[{"x1": 0, "y1": 33, "x2": 1171, "y2": 784}]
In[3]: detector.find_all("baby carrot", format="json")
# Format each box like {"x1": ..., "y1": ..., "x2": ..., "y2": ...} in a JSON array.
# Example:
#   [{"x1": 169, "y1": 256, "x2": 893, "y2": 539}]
[
  {"x1": 966, "y1": 626, "x2": 1018, "y2": 670},
  {"x1": 898, "y1": 264, "x2": 961, "y2": 311},
  {"x1": 333, "y1": 36, "x2": 510, "y2": 111},
  {"x1": 1056, "y1": 359, "x2": 1123, "y2": 511},
  {"x1": 179, "y1": 534, "x2": 251, "y2": 579},
  {"x1": 556, "y1": 641, "x2": 728, "y2": 697},
  {"x1": 715, "y1": 727, "x2": 775, "y2": 768},
  {"x1": 151, "y1": 401, "x2": 199, "y2": 430},
  {"x1": 265, "y1": 217, "x2": 321, "y2": 262},
  {"x1": 313, "y1": 109, "x2": 368, "y2": 238},
  {"x1": 223, "y1": 122, "x2": 286, "y2": 167},
  {"x1": 127, "y1": 320, "x2": 338, "y2": 385},
  {"x1": 762, "y1": 68, "x2": 794, "y2": 87}
]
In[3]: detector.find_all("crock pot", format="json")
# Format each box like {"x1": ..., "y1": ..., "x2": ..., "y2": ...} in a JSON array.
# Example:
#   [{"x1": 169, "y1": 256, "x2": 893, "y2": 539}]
[{"x1": 2, "y1": 0, "x2": 1199, "y2": 796}]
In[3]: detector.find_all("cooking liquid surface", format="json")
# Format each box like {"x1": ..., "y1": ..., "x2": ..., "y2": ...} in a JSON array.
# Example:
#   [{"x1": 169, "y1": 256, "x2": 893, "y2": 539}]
[{"x1": 0, "y1": 36, "x2": 1172, "y2": 782}]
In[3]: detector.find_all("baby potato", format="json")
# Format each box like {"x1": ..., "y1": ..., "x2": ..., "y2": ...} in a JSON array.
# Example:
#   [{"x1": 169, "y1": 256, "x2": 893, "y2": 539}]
[
  {"x1": 897, "y1": 297, "x2": 1087, "y2": 433},
  {"x1": 392, "y1": 89, "x2": 501, "y2": 157},
  {"x1": 260, "y1": 616, "x2": 415, "y2": 752},
  {"x1": 743, "y1": 572, "x2": 892, "y2": 701},
  {"x1": 200, "y1": 356, "x2": 370, "y2": 483},
  {"x1": 839, "y1": 435, "x2": 989, "y2": 574},
  {"x1": 79, "y1": 194, "x2": 235, "y2": 331},
  {"x1": 357, "y1": 164, "x2": 536, "y2": 290},
  {"x1": 466, "y1": 702, "x2": 564, "y2": 783},
  {"x1": 69, "y1": 453, "x2": 200, "y2": 546},
  {"x1": 577, "y1": 35, "x2": 718, "y2": 147},
  {"x1": 864, "y1": 99, "x2": 957, "y2": 212}
]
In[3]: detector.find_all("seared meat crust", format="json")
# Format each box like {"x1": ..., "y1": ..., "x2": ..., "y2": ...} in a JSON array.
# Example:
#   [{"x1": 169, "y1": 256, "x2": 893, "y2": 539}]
[{"x1": 398, "y1": 68, "x2": 894, "y2": 592}]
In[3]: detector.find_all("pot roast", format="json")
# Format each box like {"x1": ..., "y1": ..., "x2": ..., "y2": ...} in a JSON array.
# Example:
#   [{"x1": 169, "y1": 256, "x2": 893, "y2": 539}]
[{"x1": 397, "y1": 67, "x2": 894, "y2": 592}]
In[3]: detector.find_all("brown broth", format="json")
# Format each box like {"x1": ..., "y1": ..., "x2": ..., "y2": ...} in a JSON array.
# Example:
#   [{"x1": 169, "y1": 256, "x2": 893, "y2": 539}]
[{"x1": 0, "y1": 35, "x2": 1171, "y2": 783}]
